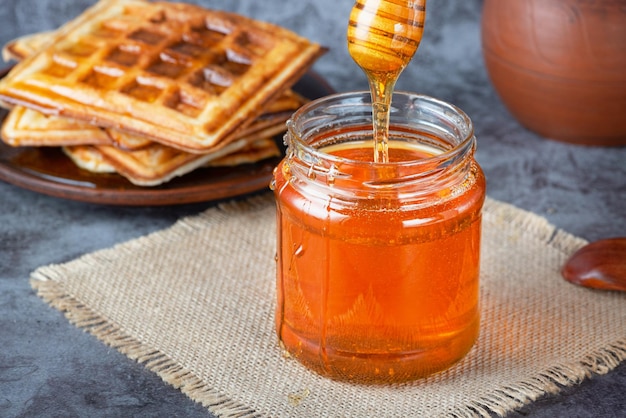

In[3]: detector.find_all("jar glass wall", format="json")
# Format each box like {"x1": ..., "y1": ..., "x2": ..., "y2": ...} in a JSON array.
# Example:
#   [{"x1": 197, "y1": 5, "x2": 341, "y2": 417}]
[{"x1": 272, "y1": 91, "x2": 486, "y2": 383}]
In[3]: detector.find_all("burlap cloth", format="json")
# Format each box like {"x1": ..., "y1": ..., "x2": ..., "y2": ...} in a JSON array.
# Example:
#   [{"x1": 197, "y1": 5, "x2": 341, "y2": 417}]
[{"x1": 31, "y1": 194, "x2": 625, "y2": 417}]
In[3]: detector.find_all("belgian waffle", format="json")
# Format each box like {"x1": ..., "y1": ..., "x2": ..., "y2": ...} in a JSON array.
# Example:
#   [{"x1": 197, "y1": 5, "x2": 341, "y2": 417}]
[
  {"x1": 2, "y1": 102, "x2": 286, "y2": 185},
  {"x1": 1, "y1": 88, "x2": 299, "y2": 185},
  {"x1": 62, "y1": 145, "x2": 116, "y2": 173},
  {"x1": 0, "y1": 0, "x2": 325, "y2": 153},
  {"x1": 2, "y1": 91, "x2": 304, "y2": 149},
  {"x1": 206, "y1": 137, "x2": 280, "y2": 168},
  {"x1": 2, "y1": 105, "x2": 111, "y2": 147},
  {"x1": 91, "y1": 124, "x2": 283, "y2": 186},
  {"x1": 2, "y1": 31, "x2": 54, "y2": 62},
  {"x1": 91, "y1": 138, "x2": 252, "y2": 186},
  {"x1": 63, "y1": 135, "x2": 280, "y2": 186}
]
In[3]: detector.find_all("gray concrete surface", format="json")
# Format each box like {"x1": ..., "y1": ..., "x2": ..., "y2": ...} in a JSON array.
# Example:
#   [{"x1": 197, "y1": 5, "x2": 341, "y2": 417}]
[{"x1": 1, "y1": 0, "x2": 624, "y2": 417}]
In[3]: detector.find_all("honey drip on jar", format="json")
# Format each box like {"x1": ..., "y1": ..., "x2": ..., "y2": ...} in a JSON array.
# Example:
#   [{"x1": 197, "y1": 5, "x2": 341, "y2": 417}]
[{"x1": 347, "y1": 0, "x2": 426, "y2": 162}]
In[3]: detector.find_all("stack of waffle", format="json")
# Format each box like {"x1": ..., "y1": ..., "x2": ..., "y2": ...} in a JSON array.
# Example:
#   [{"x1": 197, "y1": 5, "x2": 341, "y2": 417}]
[{"x1": 0, "y1": 0, "x2": 325, "y2": 186}]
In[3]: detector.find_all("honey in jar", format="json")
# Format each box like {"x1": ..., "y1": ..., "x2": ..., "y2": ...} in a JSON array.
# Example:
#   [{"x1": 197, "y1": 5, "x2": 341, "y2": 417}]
[{"x1": 272, "y1": 91, "x2": 486, "y2": 383}]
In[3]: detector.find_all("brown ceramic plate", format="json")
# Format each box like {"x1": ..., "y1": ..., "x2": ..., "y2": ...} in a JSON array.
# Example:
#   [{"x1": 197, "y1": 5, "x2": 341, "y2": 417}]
[{"x1": 0, "y1": 70, "x2": 334, "y2": 206}]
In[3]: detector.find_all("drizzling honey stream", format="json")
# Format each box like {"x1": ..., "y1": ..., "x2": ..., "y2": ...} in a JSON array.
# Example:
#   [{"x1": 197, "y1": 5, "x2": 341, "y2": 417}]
[{"x1": 347, "y1": 0, "x2": 426, "y2": 162}]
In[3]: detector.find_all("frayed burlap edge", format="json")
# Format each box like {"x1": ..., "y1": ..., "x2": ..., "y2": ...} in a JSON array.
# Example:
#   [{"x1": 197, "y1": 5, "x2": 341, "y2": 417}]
[
  {"x1": 30, "y1": 278, "x2": 256, "y2": 416},
  {"x1": 449, "y1": 198, "x2": 626, "y2": 418},
  {"x1": 30, "y1": 196, "x2": 273, "y2": 418},
  {"x1": 450, "y1": 341, "x2": 626, "y2": 418},
  {"x1": 29, "y1": 196, "x2": 626, "y2": 418}
]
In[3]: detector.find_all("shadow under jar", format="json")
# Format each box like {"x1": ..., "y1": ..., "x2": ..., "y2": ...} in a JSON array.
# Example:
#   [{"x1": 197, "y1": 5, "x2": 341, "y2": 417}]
[{"x1": 272, "y1": 92, "x2": 486, "y2": 383}]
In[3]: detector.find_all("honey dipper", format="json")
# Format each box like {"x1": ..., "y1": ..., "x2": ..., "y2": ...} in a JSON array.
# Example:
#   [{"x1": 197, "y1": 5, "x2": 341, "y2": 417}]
[{"x1": 347, "y1": 0, "x2": 426, "y2": 162}]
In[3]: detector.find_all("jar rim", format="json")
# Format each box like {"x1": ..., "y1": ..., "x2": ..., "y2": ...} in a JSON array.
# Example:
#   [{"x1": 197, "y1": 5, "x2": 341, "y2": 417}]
[{"x1": 286, "y1": 91, "x2": 475, "y2": 169}]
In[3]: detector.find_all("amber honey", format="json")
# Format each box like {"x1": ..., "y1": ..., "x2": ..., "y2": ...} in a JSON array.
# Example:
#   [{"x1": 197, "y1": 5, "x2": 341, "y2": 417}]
[{"x1": 273, "y1": 92, "x2": 485, "y2": 383}]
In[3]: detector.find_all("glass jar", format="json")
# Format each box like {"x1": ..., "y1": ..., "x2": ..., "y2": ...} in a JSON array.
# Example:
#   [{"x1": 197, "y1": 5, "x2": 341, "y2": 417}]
[{"x1": 272, "y1": 91, "x2": 486, "y2": 383}]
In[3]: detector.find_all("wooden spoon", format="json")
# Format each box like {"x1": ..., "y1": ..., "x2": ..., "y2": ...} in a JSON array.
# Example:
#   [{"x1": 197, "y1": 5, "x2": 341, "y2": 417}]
[{"x1": 561, "y1": 237, "x2": 626, "y2": 292}]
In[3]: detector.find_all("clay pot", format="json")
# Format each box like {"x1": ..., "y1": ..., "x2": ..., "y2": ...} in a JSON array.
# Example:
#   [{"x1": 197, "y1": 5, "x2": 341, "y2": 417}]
[{"x1": 481, "y1": 0, "x2": 626, "y2": 146}]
